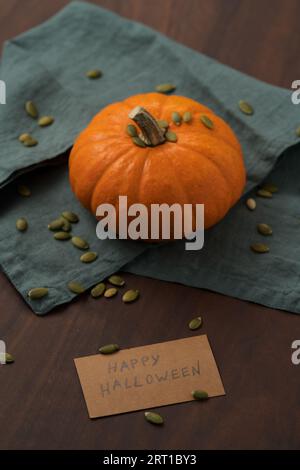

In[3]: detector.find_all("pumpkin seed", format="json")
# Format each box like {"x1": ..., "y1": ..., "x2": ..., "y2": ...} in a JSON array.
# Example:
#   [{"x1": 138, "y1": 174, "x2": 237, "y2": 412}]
[
  {"x1": 132, "y1": 136, "x2": 146, "y2": 148},
  {"x1": 61, "y1": 218, "x2": 72, "y2": 232},
  {"x1": 246, "y1": 198, "x2": 256, "y2": 210},
  {"x1": 122, "y1": 289, "x2": 139, "y2": 303},
  {"x1": 67, "y1": 281, "x2": 85, "y2": 294},
  {"x1": 17, "y1": 184, "x2": 31, "y2": 197},
  {"x1": 48, "y1": 218, "x2": 65, "y2": 231},
  {"x1": 104, "y1": 287, "x2": 118, "y2": 298},
  {"x1": 188, "y1": 316, "x2": 202, "y2": 331},
  {"x1": 108, "y1": 275, "x2": 125, "y2": 287},
  {"x1": 144, "y1": 411, "x2": 164, "y2": 425},
  {"x1": 192, "y1": 390, "x2": 209, "y2": 400},
  {"x1": 257, "y1": 223, "x2": 272, "y2": 236},
  {"x1": 183, "y1": 111, "x2": 192, "y2": 123},
  {"x1": 38, "y1": 116, "x2": 54, "y2": 127},
  {"x1": 54, "y1": 231, "x2": 71, "y2": 241},
  {"x1": 99, "y1": 343, "x2": 119, "y2": 354},
  {"x1": 86, "y1": 69, "x2": 102, "y2": 79},
  {"x1": 5, "y1": 353, "x2": 14, "y2": 364},
  {"x1": 23, "y1": 136, "x2": 38, "y2": 147},
  {"x1": 155, "y1": 83, "x2": 176, "y2": 93},
  {"x1": 200, "y1": 114, "x2": 214, "y2": 129},
  {"x1": 61, "y1": 211, "x2": 79, "y2": 223},
  {"x1": 126, "y1": 124, "x2": 138, "y2": 137},
  {"x1": 157, "y1": 119, "x2": 169, "y2": 129},
  {"x1": 16, "y1": 217, "x2": 28, "y2": 232},
  {"x1": 296, "y1": 126, "x2": 300, "y2": 137},
  {"x1": 250, "y1": 243, "x2": 270, "y2": 253},
  {"x1": 257, "y1": 188, "x2": 272, "y2": 198},
  {"x1": 238, "y1": 100, "x2": 254, "y2": 115},
  {"x1": 261, "y1": 183, "x2": 278, "y2": 194},
  {"x1": 80, "y1": 251, "x2": 98, "y2": 263},
  {"x1": 28, "y1": 287, "x2": 48, "y2": 300},
  {"x1": 172, "y1": 111, "x2": 182, "y2": 126},
  {"x1": 25, "y1": 100, "x2": 38, "y2": 118},
  {"x1": 91, "y1": 282, "x2": 106, "y2": 298},
  {"x1": 71, "y1": 236, "x2": 89, "y2": 250},
  {"x1": 165, "y1": 130, "x2": 177, "y2": 143},
  {"x1": 19, "y1": 133, "x2": 31, "y2": 143}
]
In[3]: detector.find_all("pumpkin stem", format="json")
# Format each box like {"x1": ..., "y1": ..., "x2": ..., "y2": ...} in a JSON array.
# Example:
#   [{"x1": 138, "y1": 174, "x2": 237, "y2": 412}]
[{"x1": 129, "y1": 106, "x2": 165, "y2": 146}]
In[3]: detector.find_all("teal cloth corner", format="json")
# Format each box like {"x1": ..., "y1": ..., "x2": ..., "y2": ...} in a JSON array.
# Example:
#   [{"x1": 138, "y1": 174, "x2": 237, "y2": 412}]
[{"x1": 0, "y1": 1, "x2": 299, "y2": 314}]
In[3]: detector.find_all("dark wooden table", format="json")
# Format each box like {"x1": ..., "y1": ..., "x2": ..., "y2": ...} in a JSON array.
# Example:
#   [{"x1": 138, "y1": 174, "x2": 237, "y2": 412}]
[{"x1": 1, "y1": 0, "x2": 300, "y2": 450}]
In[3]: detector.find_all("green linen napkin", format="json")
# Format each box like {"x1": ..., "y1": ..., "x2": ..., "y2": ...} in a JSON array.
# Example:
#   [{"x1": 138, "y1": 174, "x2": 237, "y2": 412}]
[{"x1": 0, "y1": 1, "x2": 299, "y2": 314}]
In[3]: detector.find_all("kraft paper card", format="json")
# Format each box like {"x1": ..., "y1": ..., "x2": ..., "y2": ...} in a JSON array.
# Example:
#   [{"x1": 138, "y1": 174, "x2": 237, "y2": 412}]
[{"x1": 74, "y1": 335, "x2": 225, "y2": 418}]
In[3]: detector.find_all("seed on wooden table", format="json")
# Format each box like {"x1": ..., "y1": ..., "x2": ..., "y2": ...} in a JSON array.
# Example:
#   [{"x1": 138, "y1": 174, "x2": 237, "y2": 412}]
[
  {"x1": 257, "y1": 189, "x2": 272, "y2": 198},
  {"x1": 108, "y1": 275, "x2": 125, "y2": 287},
  {"x1": 183, "y1": 111, "x2": 192, "y2": 123},
  {"x1": 238, "y1": 100, "x2": 254, "y2": 115},
  {"x1": 91, "y1": 282, "x2": 106, "y2": 298},
  {"x1": 28, "y1": 287, "x2": 48, "y2": 300},
  {"x1": 80, "y1": 251, "x2": 98, "y2": 263},
  {"x1": 155, "y1": 83, "x2": 176, "y2": 93},
  {"x1": 144, "y1": 411, "x2": 164, "y2": 425},
  {"x1": 86, "y1": 69, "x2": 102, "y2": 79},
  {"x1": 126, "y1": 124, "x2": 138, "y2": 137},
  {"x1": 67, "y1": 281, "x2": 85, "y2": 294},
  {"x1": 99, "y1": 344, "x2": 119, "y2": 354},
  {"x1": 48, "y1": 218, "x2": 65, "y2": 231},
  {"x1": 250, "y1": 243, "x2": 270, "y2": 253},
  {"x1": 157, "y1": 119, "x2": 169, "y2": 129},
  {"x1": 122, "y1": 289, "x2": 139, "y2": 303},
  {"x1": 5, "y1": 353, "x2": 14, "y2": 364},
  {"x1": 261, "y1": 183, "x2": 278, "y2": 194},
  {"x1": 192, "y1": 390, "x2": 209, "y2": 400},
  {"x1": 165, "y1": 130, "x2": 177, "y2": 143},
  {"x1": 246, "y1": 198, "x2": 256, "y2": 210},
  {"x1": 38, "y1": 116, "x2": 54, "y2": 127},
  {"x1": 16, "y1": 217, "x2": 28, "y2": 232},
  {"x1": 172, "y1": 111, "x2": 182, "y2": 126},
  {"x1": 17, "y1": 184, "x2": 31, "y2": 197},
  {"x1": 61, "y1": 211, "x2": 79, "y2": 223},
  {"x1": 257, "y1": 223, "x2": 272, "y2": 236},
  {"x1": 54, "y1": 231, "x2": 71, "y2": 241},
  {"x1": 132, "y1": 136, "x2": 146, "y2": 148},
  {"x1": 188, "y1": 316, "x2": 202, "y2": 331},
  {"x1": 200, "y1": 115, "x2": 214, "y2": 129},
  {"x1": 25, "y1": 100, "x2": 38, "y2": 118},
  {"x1": 71, "y1": 236, "x2": 89, "y2": 250},
  {"x1": 104, "y1": 287, "x2": 118, "y2": 298}
]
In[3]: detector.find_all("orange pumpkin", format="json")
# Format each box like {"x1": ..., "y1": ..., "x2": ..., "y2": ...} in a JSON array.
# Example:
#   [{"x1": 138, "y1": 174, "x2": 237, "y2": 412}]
[{"x1": 69, "y1": 93, "x2": 246, "y2": 239}]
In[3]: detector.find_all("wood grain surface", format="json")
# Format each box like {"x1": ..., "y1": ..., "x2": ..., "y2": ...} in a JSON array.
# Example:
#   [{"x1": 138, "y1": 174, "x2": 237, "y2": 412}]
[{"x1": 0, "y1": 0, "x2": 300, "y2": 450}]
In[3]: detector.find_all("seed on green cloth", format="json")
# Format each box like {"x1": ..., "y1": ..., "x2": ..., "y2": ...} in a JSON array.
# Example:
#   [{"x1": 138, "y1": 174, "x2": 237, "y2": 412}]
[
  {"x1": 28, "y1": 287, "x2": 48, "y2": 300},
  {"x1": 165, "y1": 130, "x2": 177, "y2": 143},
  {"x1": 86, "y1": 69, "x2": 102, "y2": 79},
  {"x1": 126, "y1": 124, "x2": 138, "y2": 137},
  {"x1": 19, "y1": 133, "x2": 31, "y2": 143},
  {"x1": 5, "y1": 353, "x2": 14, "y2": 364},
  {"x1": 155, "y1": 83, "x2": 176, "y2": 93},
  {"x1": 16, "y1": 217, "x2": 28, "y2": 232},
  {"x1": 238, "y1": 100, "x2": 254, "y2": 115},
  {"x1": 108, "y1": 275, "x2": 125, "y2": 287},
  {"x1": 67, "y1": 281, "x2": 85, "y2": 294},
  {"x1": 144, "y1": 411, "x2": 164, "y2": 425},
  {"x1": 296, "y1": 126, "x2": 300, "y2": 137},
  {"x1": 61, "y1": 211, "x2": 79, "y2": 223},
  {"x1": 48, "y1": 218, "x2": 65, "y2": 231},
  {"x1": 25, "y1": 100, "x2": 38, "y2": 118},
  {"x1": 183, "y1": 111, "x2": 192, "y2": 123},
  {"x1": 80, "y1": 251, "x2": 98, "y2": 263},
  {"x1": 99, "y1": 344, "x2": 119, "y2": 354},
  {"x1": 104, "y1": 287, "x2": 118, "y2": 298},
  {"x1": 172, "y1": 111, "x2": 182, "y2": 126},
  {"x1": 122, "y1": 289, "x2": 139, "y2": 303},
  {"x1": 91, "y1": 282, "x2": 106, "y2": 298},
  {"x1": 17, "y1": 184, "x2": 31, "y2": 197},
  {"x1": 188, "y1": 316, "x2": 202, "y2": 331},
  {"x1": 200, "y1": 114, "x2": 214, "y2": 129},
  {"x1": 192, "y1": 390, "x2": 209, "y2": 400},
  {"x1": 22, "y1": 136, "x2": 38, "y2": 147},
  {"x1": 250, "y1": 243, "x2": 270, "y2": 253},
  {"x1": 257, "y1": 189, "x2": 272, "y2": 198},
  {"x1": 54, "y1": 231, "x2": 71, "y2": 241},
  {"x1": 246, "y1": 198, "x2": 256, "y2": 210},
  {"x1": 257, "y1": 223, "x2": 272, "y2": 236},
  {"x1": 261, "y1": 183, "x2": 278, "y2": 194},
  {"x1": 38, "y1": 116, "x2": 54, "y2": 127},
  {"x1": 71, "y1": 236, "x2": 89, "y2": 250}
]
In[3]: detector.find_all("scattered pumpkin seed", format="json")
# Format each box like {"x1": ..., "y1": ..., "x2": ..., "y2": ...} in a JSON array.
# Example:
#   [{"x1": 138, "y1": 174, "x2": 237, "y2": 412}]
[
  {"x1": 144, "y1": 411, "x2": 164, "y2": 425},
  {"x1": 122, "y1": 289, "x2": 139, "y2": 303},
  {"x1": 5, "y1": 353, "x2": 14, "y2": 364},
  {"x1": 54, "y1": 231, "x2": 71, "y2": 241},
  {"x1": 104, "y1": 287, "x2": 118, "y2": 298},
  {"x1": 71, "y1": 236, "x2": 89, "y2": 250},
  {"x1": 38, "y1": 116, "x2": 54, "y2": 127},
  {"x1": 126, "y1": 124, "x2": 138, "y2": 137},
  {"x1": 91, "y1": 282, "x2": 106, "y2": 298},
  {"x1": 250, "y1": 243, "x2": 270, "y2": 254},
  {"x1": 86, "y1": 69, "x2": 102, "y2": 79},
  {"x1": 67, "y1": 281, "x2": 85, "y2": 294},
  {"x1": 296, "y1": 126, "x2": 300, "y2": 137},
  {"x1": 19, "y1": 133, "x2": 31, "y2": 143},
  {"x1": 25, "y1": 100, "x2": 38, "y2": 118},
  {"x1": 257, "y1": 223, "x2": 272, "y2": 236},
  {"x1": 165, "y1": 130, "x2": 177, "y2": 143},
  {"x1": 99, "y1": 343, "x2": 119, "y2": 354},
  {"x1": 200, "y1": 114, "x2": 214, "y2": 129},
  {"x1": 238, "y1": 100, "x2": 254, "y2": 115},
  {"x1": 61, "y1": 218, "x2": 72, "y2": 232},
  {"x1": 61, "y1": 211, "x2": 79, "y2": 223},
  {"x1": 192, "y1": 390, "x2": 209, "y2": 400},
  {"x1": 28, "y1": 287, "x2": 48, "y2": 300},
  {"x1": 157, "y1": 119, "x2": 169, "y2": 129},
  {"x1": 48, "y1": 218, "x2": 65, "y2": 231},
  {"x1": 172, "y1": 111, "x2": 182, "y2": 126},
  {"x1": 108, "y1": 275, "x2": 125, "y2": 287},
  {"x1": 80, "y1": 251, "x2": 98, "y2": 263},
  {"x1": 246, "y1": 198, "x2": 256, "y2": 211},
  {"x1": 17, "y1": 184, "x2": 31, "y2": 197},
  {"x1": 257, "y1": 188, "x2": 272, "y2": 198},
  {"x1": 188, "y1": 316, "x2": 202, "y2": 331},
  {"x1": 183, "y1": 111, "x2": 192, "y2": 123},
  {"x1": 132, "y1": 136, "x2": 146, "y2": 148},
  {"x1": 23, "y1": 136, "x2": 38, "y2": 147},
  {"x1": 16, "y1": 217, "x2": 28, "y2": 232},
  {"x1": 261, "y1": 183, "x2": 278, "y2": 194},
  {"x1": 155, "y1": 83, "x2": 176, "y2": 93}
]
